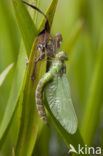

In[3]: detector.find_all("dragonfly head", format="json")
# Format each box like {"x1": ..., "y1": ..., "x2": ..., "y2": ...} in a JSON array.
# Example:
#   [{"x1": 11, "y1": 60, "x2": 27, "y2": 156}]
[{"x1": 56, "y1": 51, "x2": 68, "y2": 61}]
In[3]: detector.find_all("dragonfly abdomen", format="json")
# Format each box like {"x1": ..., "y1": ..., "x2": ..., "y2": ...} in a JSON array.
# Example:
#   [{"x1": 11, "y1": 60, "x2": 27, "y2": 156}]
[
  {"x1": 36, "y1": 79, "x2": 47, "y2": 123},
  {"x1": 35, "y1": 72, "x2": 53, "y2": 123}
]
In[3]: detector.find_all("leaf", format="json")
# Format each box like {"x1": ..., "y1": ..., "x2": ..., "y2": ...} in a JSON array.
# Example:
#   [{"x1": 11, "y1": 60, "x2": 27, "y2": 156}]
[
  {"x1": 0, "y1": 93, "x2": 22, "y2": 156},
  {"x1": 15, "y1": 39, "x2": 42, "y2": 156},
  {"x1": 39, "y1": 0, "x2": 58, "y2": 32},
  {"x1": 12, "y1": 0, "x2": 38, "y2": 56},
  {"x1": 0, "y1": 63, "x2": 14, "y2": 87},
  {"x1": 81, "y1": 31, "x2": 103, "y2": 145},
  {"x1": 0, "y1": 0, "x2": 19, "y2": 124},
  {"x1": 45, "y1": 74, "x2": 78, "y2": 134},
  {"x1": 0, "y1": 0, "x2": 38, "y2": 142},
  {"x1": 14, "y1": 0, "x2": 59, "y2": 155},
  {"x1": 65, "y1": 19, "x2": 84, "y2": 57},
  {"x1": 0, "y1": 43, "x2": 26, "y2": 141}
]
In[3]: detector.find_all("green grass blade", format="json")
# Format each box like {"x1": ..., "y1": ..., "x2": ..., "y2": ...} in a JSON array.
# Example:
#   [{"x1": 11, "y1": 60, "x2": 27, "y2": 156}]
[
  {"x1": 0, "y1": 63, "x2": 14, "y2": 87},
  {"x1": 12, "y1": 0, "x2": 38, "y2": 56},
  {"x1": 39, "y1": 0, "x2": 58, "y2": 32},
  {"x1": 0, "y1": 0, "x2": 19, "y2": 118},
  {"x1": 15, "y1": 0, "x2": 59, "y2": 155},
  {"x1": 15, "y1": 39, "x2": 42, "y2": 156},
  {"x1": 81, "y1": 31, "x2": 103, "y2": 145},
  {"x1": 0, "y1": 43, "x2": 26, "y2": 141},
  {"x1": 65, "y1": 19, "x2": 84, "y2": 57},
  {"x1": 0, "y1": 96, "x2": 22, "y2": 156},
  {"x1": 0, "y1": 0, "x2": 37, "y2": 142}
]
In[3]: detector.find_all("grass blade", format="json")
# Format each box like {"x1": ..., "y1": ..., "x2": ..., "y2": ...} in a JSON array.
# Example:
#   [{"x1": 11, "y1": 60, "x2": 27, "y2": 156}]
[
  {"x1": 0, "y1": 43, "x2": 26, "y2": 140},
  {"x1": 81, "y1": 31, "x2": 103, "y2": 145},
  {"x1": 15, "y1": 0, "x2": 59, "y2": 155},
  {"x1": 39, "y1": 0, "x2": 58, "y2": 31},
  {"x1": 15, "y1": 39, "x2": 42, "y2": 156},
  {"x1": 0, "y1": 63, "x2": 14, "y2": 87},
  {"x1": 12, "y1": 0, "x2": 38, "y2": 56},
  {"x1": 65, "y1": 19, "x2": 84, "y2": 57},
  {"x1": 0, "y1": 0, "x2": 37, "y2": 142}
]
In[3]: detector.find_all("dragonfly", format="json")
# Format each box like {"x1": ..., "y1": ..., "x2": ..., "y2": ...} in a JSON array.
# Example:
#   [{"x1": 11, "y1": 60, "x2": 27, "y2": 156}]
[
  {"x1": 22, "y1": 0, "x2": 63, "y2": 62},
  {"x1": 35, "y1": 51, "x2": 68, "y2": 123},
  {"x1": 36, "y1": 51, "x2": 78, "y2": 135}
]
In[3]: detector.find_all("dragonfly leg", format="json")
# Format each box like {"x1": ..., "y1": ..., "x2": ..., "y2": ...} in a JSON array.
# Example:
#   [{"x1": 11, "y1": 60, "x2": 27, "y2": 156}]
[
  {"x1": 35, "y1": 52, "x2": 45, "y2": 63},
  {"x1": 35, "y1": 42, "x2": 47, "y2": 63}
]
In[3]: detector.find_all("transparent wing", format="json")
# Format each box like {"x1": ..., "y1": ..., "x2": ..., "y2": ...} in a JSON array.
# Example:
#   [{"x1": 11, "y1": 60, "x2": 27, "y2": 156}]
[{"x1": 45, "y1": 74, "x2": 78, "y2": 134}]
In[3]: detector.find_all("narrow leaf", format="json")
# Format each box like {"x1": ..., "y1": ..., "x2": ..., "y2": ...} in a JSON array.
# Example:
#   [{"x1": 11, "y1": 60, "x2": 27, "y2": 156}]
[
  {"x1": 39, "y1": 0, "x2": 58, "y2": 32},
  {"x1": 12, "y1": 0, "x2": 38, "y2": 56},
  {"x1": 15, "y1": 39, "x2": 42, "y2": 156},
  {"x1": 15, "y1": 0, "x2": 59, "y2": 155},
  {"x1": 65, "y1": 19, "x2": 84, "y2": 57},
  {"x1": 0, "y1": 63, "x2": 14, "y2": 87},
  {"x1": 0, "y1": 43, "x2": 26, "y2": 140},
  {"x1": 0, "y1": 0, "x2": 37, "y2": 142},
  {"x1": 81, "y1": 31, "x2": 103, "y2": 145}
]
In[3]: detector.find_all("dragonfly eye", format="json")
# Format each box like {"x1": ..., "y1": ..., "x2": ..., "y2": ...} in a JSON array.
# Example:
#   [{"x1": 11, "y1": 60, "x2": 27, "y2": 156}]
[
  {"x1": 56, "y1": 51, "x2": 68, "y2": 61},
  {"x1": 60, "y1": 54, "x2": 68, "y2": 61}
]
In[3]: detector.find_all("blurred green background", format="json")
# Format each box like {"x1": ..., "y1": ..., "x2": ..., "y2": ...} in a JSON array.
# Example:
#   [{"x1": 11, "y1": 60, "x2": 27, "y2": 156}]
[{"x1": 0, "y1": 0, "x2": 103, "y2": 156}]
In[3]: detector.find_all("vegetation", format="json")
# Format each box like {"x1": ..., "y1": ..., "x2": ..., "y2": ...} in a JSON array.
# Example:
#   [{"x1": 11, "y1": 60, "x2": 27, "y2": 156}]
[{"x1": 0, "y1": 0, "x2": 103, "y2": 155}]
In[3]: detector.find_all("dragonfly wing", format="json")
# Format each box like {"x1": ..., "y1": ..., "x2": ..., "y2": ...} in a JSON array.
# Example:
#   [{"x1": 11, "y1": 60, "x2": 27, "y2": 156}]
[{"x1": 45, "y1": 74, "x2": 78, "y2": 134}]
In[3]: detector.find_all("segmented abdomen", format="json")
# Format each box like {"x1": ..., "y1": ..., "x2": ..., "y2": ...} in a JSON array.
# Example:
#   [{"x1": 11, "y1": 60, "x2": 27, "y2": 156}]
[
  {"x1": 35, "y1": 61, "x2": 62, "y2": 123},
  {"x1": 36, "y1": 79, "x2": 47, "y2": 123},
  {"x1": 35, "y1": 72, "x2": 52, "y2": 123}
]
